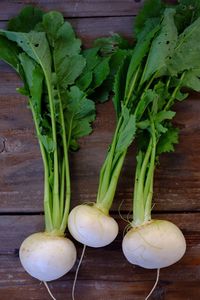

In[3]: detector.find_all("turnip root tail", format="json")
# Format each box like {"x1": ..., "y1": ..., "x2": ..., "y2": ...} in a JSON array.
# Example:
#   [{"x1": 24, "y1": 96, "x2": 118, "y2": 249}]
[
  {"x1": 72, "y1": 245, "x2": 87, "y2": 300},
  {"x1": 43, "y1": 281, "x2": 57, "y2": 300},
  {"x1": 145, "y1": 269, "x2": 160, "y2": 300}
]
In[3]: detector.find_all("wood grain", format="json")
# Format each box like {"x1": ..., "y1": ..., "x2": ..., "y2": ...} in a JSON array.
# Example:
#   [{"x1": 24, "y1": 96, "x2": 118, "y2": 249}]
[
  {"x1": 0, "y1": 0, "x2": 143, "y2": 20},
  {"x1": 0, "y1": 0, "x2": 199, "y2": 299},
  {"x1": 0, "y1": 15, "x2": 134, "y2": 48},
  {"x1": 0, "y1": 214, "x2": 200, "y2": 299},
  {"x1": 1, "y1": 213, "x2": 200, "y2": 254},
  {"x1": 0, "y1": 93, "x2": 200, "y2": 212}
]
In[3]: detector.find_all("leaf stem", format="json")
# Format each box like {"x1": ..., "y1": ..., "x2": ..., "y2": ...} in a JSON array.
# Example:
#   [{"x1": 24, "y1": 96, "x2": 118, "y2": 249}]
[
  {"x1": 133, "y1": 139, "x2": 152, "y2": 226},
  {"x1": 29, "y1": 100, "x2": 53, "y2": 232},
  {"x1": 144, "y1": 121, "x2": 156, "y2": 221},
  {"x1": 96, "y1": 115, "x2": 123, "y2": 203},
  {"x1": 60, "y1": 159, "x2": 65, "y2": 219},
  {"x1": 97, "y1": 151, "x2": 127, "y2": 213},
  {"x1": 46, "y1": 80, "x2": 60, "y2": 229},
  {"x1": 59, "y1": 96, "x2": 71, "y2": 233},
  {"x1": 164, "y1": 72, "x2": 186, "y2": 110},
  {"x1": 125, "y1": 65, "x2": 141, "y2": 106}
]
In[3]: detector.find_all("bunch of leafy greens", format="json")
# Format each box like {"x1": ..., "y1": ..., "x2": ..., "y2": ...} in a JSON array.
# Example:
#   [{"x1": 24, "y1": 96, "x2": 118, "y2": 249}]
[
  {"x1": 127, "y1": 0, "x2": 200, "y2": 226},
  {"x1": 90, "y1": 0, "x2": 200, "y2": 219},
  {"x1": 0, "y1": 6, "x2": 116, "y2": 235}
]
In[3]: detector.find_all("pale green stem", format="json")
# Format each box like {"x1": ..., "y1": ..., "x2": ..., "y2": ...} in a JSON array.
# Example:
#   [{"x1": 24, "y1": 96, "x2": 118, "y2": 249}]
[
  {"x1": 164, "y1": 72, "x2": 186, "y2": 111},
  {"x1": 133, "y1": 151, "x2": 143, "y2": 220},
  {"x1": 60, "y1": 159, "x2": 65, "y2": 219},
  {"x1": 97, "y1": 151, "x2": 127, "y2": 213},
  {"x1": 144, "y1": 137, "x2": 156, "y2": 221},
  {"x1": 46, "y1": 80, "x2": 60, "y2": 229},
  {"x1": 133, "y1": 140, "x2": 152, "y2": 225},
  {"x1": 29, "y1": 100, "x2": 53, "y2": 232},
  {"x1": 56, "y1": 88, "x2": 71, "y2": 233},
  {"x1": 125, "y1": 65, "x2": 141, "y2": 106},
  {"x1": 97, "y1": 116, "x2": 123, "y2": 203}
]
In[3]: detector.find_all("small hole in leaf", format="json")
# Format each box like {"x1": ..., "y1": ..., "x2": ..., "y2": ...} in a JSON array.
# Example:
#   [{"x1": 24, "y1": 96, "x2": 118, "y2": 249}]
[
  {"x1": 166, "y1": 41, "x2": 170, "y2": 44},
  {"x1": 34, "y1": 43, "x2": 39, "y2": 47}
]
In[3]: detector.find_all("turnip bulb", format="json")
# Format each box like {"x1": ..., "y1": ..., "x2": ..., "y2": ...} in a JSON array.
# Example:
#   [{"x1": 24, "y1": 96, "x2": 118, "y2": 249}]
[
  {"x1": 19, "y1": 232, "x2": 77, "y2": 281},
  {"x1": 68, "y1": 204, "x2": 119, "y2": 247},
  {"x1": 122, "y1": 219, "x2": 186, "y2": 269}
]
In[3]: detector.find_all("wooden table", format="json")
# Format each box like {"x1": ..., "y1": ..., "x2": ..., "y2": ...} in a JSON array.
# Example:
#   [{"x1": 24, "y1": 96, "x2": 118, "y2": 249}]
[{"x1": 0, "y1": 1, "x2": 200, "y2": 299}]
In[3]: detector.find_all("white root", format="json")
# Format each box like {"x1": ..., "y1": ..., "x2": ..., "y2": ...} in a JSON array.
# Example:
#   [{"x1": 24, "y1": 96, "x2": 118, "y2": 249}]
[
  {"x1": 72, "y1": 244, "x2": 87, "y2": 300},
  {"x1": 19, "y1": 232, "x2": 77, "y2": 281},
  {"x1": 43, "y1": 281, "x2": 57, "y2": 300},
  {"x1": 122, "y1": 219, "x2": 186, "y2": 269},
  {"x1": 68, "y1": 204, "x2": 119, "y2": 247},
  {"x1": 145, "y1": 268, "x2": 160, "y2": 300}
]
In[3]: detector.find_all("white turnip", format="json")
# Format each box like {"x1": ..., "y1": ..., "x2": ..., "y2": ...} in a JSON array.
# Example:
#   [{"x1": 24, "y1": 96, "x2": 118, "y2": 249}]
[
  {"x1": 122, "y1": 219, "x2": 186, "y2": 269},
  {"x1": 20, "y1": 232, "x2": 77, "y2": 281},
  {"x1": 68, "y1": 204, "x2": 118, "y2": 247}
]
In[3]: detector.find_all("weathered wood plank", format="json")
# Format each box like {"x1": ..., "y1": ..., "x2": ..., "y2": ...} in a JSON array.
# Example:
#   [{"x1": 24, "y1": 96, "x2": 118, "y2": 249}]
[
  {"x1": 0, "y1": 270, "x2": 200, "y2": 300},
  {"x1": 0, "y1": 93, "x2": 200, "y2": 212},
  {"x1": 0, "y1": 15, "x2": 134, "y2": 48},
  {"x1": 0, "y1": 0, "x2": 143, "y2": 20},
  {"x1": 0, "y1": 213, "x2": 200, "y2": 299},
  {"x1": 1, "y1": 213, "x2": 200, "y2": 254}
]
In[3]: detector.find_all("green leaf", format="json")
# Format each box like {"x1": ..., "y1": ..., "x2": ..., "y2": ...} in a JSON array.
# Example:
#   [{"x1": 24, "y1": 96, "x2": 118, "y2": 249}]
[
  {"x1": 0, "y1": 30, "x2": 52, "y2": 79},
  {"x1": 157, "y1": 126, "x2": 179, "y2": 155},
  {"x1": 18, "y1": 53, "x2": 55, "y2": 154},
  {"x1": 175, "y1": 0, "x2": 200, "y2": 33},
  {"x1": 154, "y1": 110, "x2": 176, "y2": 123},
  {"x1": 126, "y1": 21, "x2": 160, "y2": 95},
  {"x1": 76, "y1": 48, "x2": 100, "y2": 92},
  {"x1": 175, "y1": 89, "x2": 189, "y2": 101},
  {"x1": 168, "y1": 17, "x2": 200, "y2": 75},
  {"x1": 41, "y1": 12, "x2": 85, "y2": 88},
  {"x1": 115, "y1": 106, "x2": 136, "y2": 153},
  {"x1": 18, "y1": 52, "x2": 55, "y2": 155},
  {"x1": 82, "y1": 48, "x2": 100, "y2": 71},
  {"x1": 135, "y1": 89, "x2": 156, "y2": 121},
  {"x1": 76, "y1": 71, "x2": 93, "y2": 91},
  {"x1": 135, "y1": 0, "x2": 164, "y2": 37},
  {"x1": 64, "y1": 86, "x2": 95, "y2": 150},
  {"x1": 57, "y1": 54, "x2": 86, "y2": 89},
  {"x1": 8, "y1": 6, "x2": 44, "y2": 32},
  {"x1": 42, "y1": 11, "x2": 82, "y2": 56},
  {"x1": 113, "y1": 54, "x2": 131, "y2": 117},
  {"x1": 0, "y1": 36, "x2": 20, "y2": 71},
  {"x1": 182, "y1": 69, "x2": 200, "y2": 92},
  {"x1": 155, "y1": 123, "x2": 168, "y2": 133},
  {"x1": 94, "y1": 33, "x2": 130, "y2": 55},
  {"x1": 92, "y1": 57, "x2": 110, "y2": 89},
  {"x1": 141, "y1": 8, "x2": 178, "y2": 84},
  {"x1": 137, "y1": 119, "x2": 150, "y2": 130},
  {"x1": 19, "y1": 53, "x2": 44, "y2": 118},
  {"x1": 91, "y1": 49, "x2": 128, "y2": 104},
  {"x1": 40, "y1": 135, "x2": 55, "y2": 153}
]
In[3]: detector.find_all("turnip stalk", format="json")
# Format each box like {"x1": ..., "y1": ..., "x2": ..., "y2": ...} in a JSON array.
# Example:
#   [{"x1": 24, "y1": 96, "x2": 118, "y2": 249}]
[
  {"x1": 122, "y1": 1, "x2": 200, "y2": 296},
  {"x1": 68, "y1": 36, "x2": 158, "y2": 248},
  {"x1": 122, "y1": 116, "x2": 187, "y2": 269},
  {"x1": 0, "y1": 6, "x2": 100, "y2": 285}
]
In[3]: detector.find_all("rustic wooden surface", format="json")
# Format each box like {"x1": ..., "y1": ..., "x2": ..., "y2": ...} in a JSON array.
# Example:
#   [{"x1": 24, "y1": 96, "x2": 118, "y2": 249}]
[{"x1": 0, "y1": 1, "x2": 200, "y2": 300}]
